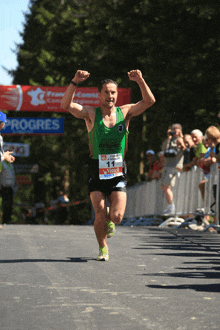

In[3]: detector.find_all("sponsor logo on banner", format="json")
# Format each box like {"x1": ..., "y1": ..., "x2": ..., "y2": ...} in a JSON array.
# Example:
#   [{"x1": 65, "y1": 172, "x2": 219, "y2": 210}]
[
  {"x1": 3, "y1": 142, "x2": 30, "y2": 157},
  {"x1": 0, "y1": 85, "x2": 130, "y2": 112},
  {"x1": 1, "y1": 118, "x2": 64, "y2": 135},
  {"x1": 27, "y1": 87, "x2": 46, "y2": 106}
]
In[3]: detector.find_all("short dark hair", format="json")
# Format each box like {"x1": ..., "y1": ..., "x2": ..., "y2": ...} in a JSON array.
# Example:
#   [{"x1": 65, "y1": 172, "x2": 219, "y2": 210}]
[{"x1": 98, "y1": 79, "x2": 118, "y2": 92}]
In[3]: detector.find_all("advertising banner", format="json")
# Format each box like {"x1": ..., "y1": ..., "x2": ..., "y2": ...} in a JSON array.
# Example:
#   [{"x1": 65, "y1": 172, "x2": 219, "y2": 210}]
[
  {"x1": 0, "y1": 85, "x2": 131, "y2": 112},
  {"x1": 14, "y1": 164, "x2": 39, "y2": 173},
  {"x1": 16, "y1": 175, "x2": 32, "y2": 185},
  {"x1": 1, "y1": 117, "x2": 64, "y2": 135},
  {"x1": 3, "y1": 142, "x2": 30, "y2": 157}
]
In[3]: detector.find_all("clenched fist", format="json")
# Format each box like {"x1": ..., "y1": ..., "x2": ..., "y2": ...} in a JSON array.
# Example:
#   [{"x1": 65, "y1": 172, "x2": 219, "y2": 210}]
[
  {"x1": 127, "y1": 69, "x2": 143, "y2": 82},
  {"x1": 72, "y1": 70, "x2": 90, "y2": 84}
]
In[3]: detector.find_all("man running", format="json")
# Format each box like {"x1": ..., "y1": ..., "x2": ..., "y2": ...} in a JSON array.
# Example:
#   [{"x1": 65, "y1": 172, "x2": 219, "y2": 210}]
[{"x1": 61, "y1": 70, "x2": 155, "y2": 261}]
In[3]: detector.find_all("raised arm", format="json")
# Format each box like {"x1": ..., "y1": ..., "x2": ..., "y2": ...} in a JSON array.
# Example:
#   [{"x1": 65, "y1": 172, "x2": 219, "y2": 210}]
[
  {"x1": 123, "y1": 70, "x2": 156, "y2": 119},
  {"x1": 61, "y1": 70, "x2": 91, "y2": 119}
]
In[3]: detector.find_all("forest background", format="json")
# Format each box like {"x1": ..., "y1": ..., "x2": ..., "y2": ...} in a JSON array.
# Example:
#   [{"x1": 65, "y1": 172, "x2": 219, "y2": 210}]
[{"x1": 1, "y1": 0, "x2": 219, "y2": 224}]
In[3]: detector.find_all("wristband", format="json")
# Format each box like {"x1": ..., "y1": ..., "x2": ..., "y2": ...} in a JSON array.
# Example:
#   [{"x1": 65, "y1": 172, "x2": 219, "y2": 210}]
[{"x1": 70, "y1": 81, "x2": 78, "y2": 86}]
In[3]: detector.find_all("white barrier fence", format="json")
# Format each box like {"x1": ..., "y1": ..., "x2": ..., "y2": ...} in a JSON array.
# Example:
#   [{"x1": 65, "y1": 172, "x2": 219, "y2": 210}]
[{"x1": 124, "y1": 164, "x2": 219, "y2": 227}]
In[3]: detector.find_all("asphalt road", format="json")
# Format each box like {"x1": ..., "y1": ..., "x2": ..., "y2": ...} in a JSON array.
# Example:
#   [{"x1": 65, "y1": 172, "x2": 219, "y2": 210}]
[{"x1": 1, "y1": 224, "x2": 220, "y2": 330}]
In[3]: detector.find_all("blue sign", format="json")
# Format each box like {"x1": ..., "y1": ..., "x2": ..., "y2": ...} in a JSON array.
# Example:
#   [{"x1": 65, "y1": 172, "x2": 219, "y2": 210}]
[{"x1": 1, "y1": 118, "x2": 64, "y2": 135}]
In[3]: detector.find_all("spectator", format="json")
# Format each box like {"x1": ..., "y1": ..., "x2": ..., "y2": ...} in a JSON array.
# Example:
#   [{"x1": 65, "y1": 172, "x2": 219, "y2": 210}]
[
  {"x1": 0, "y1": 112, "x2": 16, "y2": 228},
  {"x1": 48, "y1": 195, "x2": 58, "y2": 224},
  {"x1": 145, "y1": 150, "x2": 158, "y2": 181},
  {"x1": 0, "y1": 113, "x2": 15, "y2": 164},
  {"x1": 191, "y1": 129, "x2": 207, "y2": 165},
  {"x1": 0, "y1": 160, "x2": 18, "y2": 224},
  {"x1": 35, "y1": 201, "x2": 45, "y2": 224},
  {"x1": 158, "y1": 151, "x2": 165, "y2": 174},
  {"x1": 56, "y1": 192, "x2": 69, "y2": 224},
  {"x1": 201, "y1": 126, "x2": 220, "y2": 226},
  {"x1": 202, "y1": 135, "x2": 209, "y2": 150},
  {"x1": 197, "y1": 135, "x2": 215, "y2": 225},
  {"x1": 153, "y1": 151, "x2": 165, "y2": 180},
  {"x1": 161, "y1": 124, "x2": 184, "y2": 215},
  {"x1": 183, "y1": 134, "x2": 196, "y2": 172},
  {"x1": 176, "y1": 137, "x2": 186, "y2": 153}
]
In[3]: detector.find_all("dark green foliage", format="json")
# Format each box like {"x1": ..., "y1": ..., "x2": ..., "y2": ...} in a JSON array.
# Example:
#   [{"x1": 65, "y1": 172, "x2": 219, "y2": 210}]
[{"x1": 2, "y1": 0, "x2": 220, "y2": 222}]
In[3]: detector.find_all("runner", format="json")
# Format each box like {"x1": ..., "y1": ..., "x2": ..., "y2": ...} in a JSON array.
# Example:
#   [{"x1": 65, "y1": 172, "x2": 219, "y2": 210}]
[{"x1": 61, "y1": 70, "x2": 155, "y2": 260}]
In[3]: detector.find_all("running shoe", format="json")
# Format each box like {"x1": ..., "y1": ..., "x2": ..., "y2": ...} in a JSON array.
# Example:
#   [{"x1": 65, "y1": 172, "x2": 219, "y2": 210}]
[
  {"x1": 162, "y1": 204, "x2": 175, "y2": 215},
  {"x1": 97, "y1": 246, "x2": 109, "y2": 261},
  {"x1": 106, "y1": 220, "x2": 115, "y2": 238},
  {"x1": 106, "y1": 207, "x2": 115, "y2": 238}
]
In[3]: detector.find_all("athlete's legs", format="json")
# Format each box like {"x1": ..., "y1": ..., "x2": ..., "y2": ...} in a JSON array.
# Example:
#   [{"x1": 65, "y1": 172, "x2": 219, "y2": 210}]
[
  {"x1": 108, "y1": 191, "x2": 127, "y2": 224},
  {"x1": 90, "y1": 191, "x2": 108, "y2": 249},
  {"x1": 90, "y1": 190, "x2": 127, "y2": 249}
]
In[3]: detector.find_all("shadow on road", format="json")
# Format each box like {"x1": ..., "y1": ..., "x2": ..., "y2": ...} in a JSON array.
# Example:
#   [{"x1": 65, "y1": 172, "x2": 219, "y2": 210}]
[
  {"x1": 0, "y1": 257, "x2": 95, "y2": 263},
  {"x1": 147, "y1": 283, "x2": 220, "y2": 292},
  {"x1": 131, "y1": 227, "x2": 220, "y2": 293}
]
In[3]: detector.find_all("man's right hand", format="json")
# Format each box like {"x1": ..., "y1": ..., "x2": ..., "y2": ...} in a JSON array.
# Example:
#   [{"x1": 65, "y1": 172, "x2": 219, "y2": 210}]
[{"x1": 72, "y1": 70, "x2": 90, "y2": 84}]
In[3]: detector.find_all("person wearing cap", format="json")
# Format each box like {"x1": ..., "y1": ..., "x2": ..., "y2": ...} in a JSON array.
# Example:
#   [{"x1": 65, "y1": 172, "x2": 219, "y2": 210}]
[
  {"x1": 156, "y1": 151, "x2": 165, "y2": 179},
  {"x1": 0, "y1": 160, "x2": 18, "y2": 225},
  {"x1": 145, "y1": 150, "x2": 159, "y2": 181},
  {"x1": 146, "y1": 149, "x2": 154, "y2": 156},
  {"x1": 0, "y1": 112, "x2": 16, "y2": 228},
  {"x1": 0, "y1": 112, "x2": 15, "y2": 163}
]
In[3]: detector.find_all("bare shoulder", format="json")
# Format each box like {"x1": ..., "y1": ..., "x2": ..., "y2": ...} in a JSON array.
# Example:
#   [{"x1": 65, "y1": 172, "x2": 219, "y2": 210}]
[
  {"x1": 120, "y1": 103, "x2": 134, "y2": 118},
  {"x1": 86, "y1": 106, "x2": 96, "y2": 121},
  {"x1": 68, "y1": 103, "x2": 95, "y2": 121},
  {"x1": 83, "y1": 106, "x2": 97, "y2": 132},
  {"x1": 118, "y1": 104, "x2": 134, "y2": 130}
]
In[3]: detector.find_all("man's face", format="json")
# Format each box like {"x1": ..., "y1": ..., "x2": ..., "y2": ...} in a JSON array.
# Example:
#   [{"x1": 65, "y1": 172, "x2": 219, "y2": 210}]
[
  {"x1": 191, "y1": 133, "x2": 202, "y2": 145},
  {"x1": 206, "y1": 136, "x2": 215, "y2": 148},
  {"x1": 184, "y1": 135, "x2": 194, "y2": 149},
  {"x1": 0, "y1": 122, "x2": 5, "y2": 130},
  {"x1": 177, "y1": 138, "x2": 186, "y2": 151},
  {"x1": 172, "y1": 125, "x2": 182, "y2": 137},
  {"x1": 147, "y1": 153, "x2": 155, "y2": 162},
  {"x1": 99, "y1": 83, "x2": 118, "y2": 109}
]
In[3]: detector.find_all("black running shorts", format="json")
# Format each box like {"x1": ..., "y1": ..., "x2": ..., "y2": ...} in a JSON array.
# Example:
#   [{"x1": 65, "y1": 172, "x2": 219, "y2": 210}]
[{"x1": 88, "y1": 158, "x2": 127, "y2": 196}]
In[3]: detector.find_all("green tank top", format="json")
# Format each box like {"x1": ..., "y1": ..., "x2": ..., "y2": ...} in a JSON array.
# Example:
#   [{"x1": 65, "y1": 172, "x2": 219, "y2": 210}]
[{"x1": 88, "y1": 107, "x2": 129, "y2": 159}]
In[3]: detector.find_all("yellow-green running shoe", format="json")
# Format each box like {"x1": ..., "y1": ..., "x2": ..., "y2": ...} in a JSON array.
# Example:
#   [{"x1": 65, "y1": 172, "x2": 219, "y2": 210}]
[
  {"x1": 97, "y1": 246, "x2": 109, "y2": 261},
  {"x1": 106, "y1": 220, "x2": 115, "y2": 238}
]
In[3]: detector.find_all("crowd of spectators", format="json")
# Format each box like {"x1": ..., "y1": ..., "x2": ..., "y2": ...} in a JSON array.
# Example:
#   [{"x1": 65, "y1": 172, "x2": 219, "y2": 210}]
[
  {"x1": 21, "y1": 192, "x2": 70, "y2": 225},
  {"x1": 142, "y1": 118, "x2": 220, "y2": 224}
]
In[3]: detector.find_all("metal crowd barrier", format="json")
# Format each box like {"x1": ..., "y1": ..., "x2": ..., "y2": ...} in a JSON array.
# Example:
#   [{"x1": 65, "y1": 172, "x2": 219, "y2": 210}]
[{"x1": 123, "y1": 164, "x2": 220, "y2": 230}]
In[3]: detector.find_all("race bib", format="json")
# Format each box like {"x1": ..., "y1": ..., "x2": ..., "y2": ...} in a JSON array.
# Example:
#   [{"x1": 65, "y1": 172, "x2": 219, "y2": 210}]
[{"x1": 99, "y1": 153, "x2": 123, "y2": 180}]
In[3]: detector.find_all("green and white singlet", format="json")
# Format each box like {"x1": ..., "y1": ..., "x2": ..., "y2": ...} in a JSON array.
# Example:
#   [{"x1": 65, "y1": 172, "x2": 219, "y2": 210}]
[{"x1": 88, "y1": 107, "x2": 129, "y2": 180}]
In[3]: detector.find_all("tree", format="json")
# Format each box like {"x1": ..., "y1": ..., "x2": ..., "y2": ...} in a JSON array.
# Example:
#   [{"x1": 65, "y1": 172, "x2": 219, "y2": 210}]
[{"x1": 6, "y1": 0, "x2": 220, "y2": 221}]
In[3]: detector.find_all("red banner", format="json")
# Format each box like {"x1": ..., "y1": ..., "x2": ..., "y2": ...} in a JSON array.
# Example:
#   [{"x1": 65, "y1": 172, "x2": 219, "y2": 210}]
[
  {"x1": 16, "y1": 175, "x2": 32, "y2": 185},
  {"x1": 0, "y1": 85, "x2": 130, "y2": 112}
]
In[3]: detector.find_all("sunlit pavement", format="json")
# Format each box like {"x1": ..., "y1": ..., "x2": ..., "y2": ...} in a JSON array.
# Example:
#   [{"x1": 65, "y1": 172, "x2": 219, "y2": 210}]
[{"x1": 1, "y1": 225, "x2": 220, "y2": 330}]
